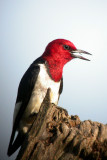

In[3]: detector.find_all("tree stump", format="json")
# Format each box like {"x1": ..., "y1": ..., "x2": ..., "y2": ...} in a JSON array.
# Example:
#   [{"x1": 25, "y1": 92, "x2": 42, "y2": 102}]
[{"x1": 16, "y1": 90, "x2": 107, "y2": 160}]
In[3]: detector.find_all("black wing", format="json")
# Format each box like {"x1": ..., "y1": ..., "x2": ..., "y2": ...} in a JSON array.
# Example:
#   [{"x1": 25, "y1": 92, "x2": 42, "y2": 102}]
[
  {"x1": 59, "y1": 77, "x2": 63, "y2": 95},
  {"x1": 58, "y1": 77, "x2": 63, "y2": 102},
  {"x1": 7, "y1": 57, "x2": 45, "y2": 156}
]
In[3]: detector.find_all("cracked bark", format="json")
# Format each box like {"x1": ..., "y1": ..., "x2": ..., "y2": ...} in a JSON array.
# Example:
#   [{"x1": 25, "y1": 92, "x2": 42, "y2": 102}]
[{"x1": 16, "y1": 89, "x2": 107, "y2": 160}]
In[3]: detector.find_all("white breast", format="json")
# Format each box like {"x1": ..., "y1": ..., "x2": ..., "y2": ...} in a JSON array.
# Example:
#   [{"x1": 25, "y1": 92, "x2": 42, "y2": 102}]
[
  {"x1": 17, "y1": 63, "x2": 61, "y2": 133},
  {"x1": 25, "y1": 63, "x2": 61, "y2": 116}
]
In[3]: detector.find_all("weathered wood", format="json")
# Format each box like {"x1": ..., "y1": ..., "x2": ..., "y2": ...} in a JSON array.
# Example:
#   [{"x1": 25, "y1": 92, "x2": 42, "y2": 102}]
[{"x1": 16, "y1": 90, "x2": 107, "y2": 160}]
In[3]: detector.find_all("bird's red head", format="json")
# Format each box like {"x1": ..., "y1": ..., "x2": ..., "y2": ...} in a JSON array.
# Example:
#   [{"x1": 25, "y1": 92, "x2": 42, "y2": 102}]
[{"x1": 42, "y1": 39, "x2": 91, "y2": 82}]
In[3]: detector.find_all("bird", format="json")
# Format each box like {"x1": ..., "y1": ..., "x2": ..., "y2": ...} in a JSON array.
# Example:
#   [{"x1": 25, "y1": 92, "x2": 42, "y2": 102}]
[{"x1": 7, "y1": 39, "x2": 91, "y2": 156}]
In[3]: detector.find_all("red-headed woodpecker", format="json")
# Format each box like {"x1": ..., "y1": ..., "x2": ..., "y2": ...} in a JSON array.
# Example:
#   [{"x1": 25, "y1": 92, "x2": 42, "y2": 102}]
[{"x1": 7, "y1": 39, "x2": 91, "y2": 156}]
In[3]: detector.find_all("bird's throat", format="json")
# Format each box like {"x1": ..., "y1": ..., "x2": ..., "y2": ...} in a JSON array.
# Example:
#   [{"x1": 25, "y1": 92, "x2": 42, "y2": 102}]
[
  {"x1": 48, "y1": 65, "x2": 63, "y2": 82},
  {"x1": 45, "y1": 59, "x2": 63, "y2": 82}
]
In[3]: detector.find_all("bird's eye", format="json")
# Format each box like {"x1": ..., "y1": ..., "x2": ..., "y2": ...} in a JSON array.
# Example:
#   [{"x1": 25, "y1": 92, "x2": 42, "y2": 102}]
[{"x1": 63, "y1": 45, "x2": 70, "y2": 50}]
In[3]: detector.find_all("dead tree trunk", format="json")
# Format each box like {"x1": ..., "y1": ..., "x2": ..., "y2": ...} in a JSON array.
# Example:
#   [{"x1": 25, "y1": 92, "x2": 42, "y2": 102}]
[{"x1": 16, "y1": 90, "x2": 107, "y2": 160}]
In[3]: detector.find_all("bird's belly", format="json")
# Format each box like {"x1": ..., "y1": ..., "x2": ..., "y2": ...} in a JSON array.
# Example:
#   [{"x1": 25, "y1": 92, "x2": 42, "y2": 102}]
[
  {"x1": 20, "y1": 85, "x2": 60, "y2": 133},
  {"x1": 24, "y1": 80, "x2": 60, "y2": 116},
  {"x1": 19, "y1": 64, "x2": 61, "y2": 133}
]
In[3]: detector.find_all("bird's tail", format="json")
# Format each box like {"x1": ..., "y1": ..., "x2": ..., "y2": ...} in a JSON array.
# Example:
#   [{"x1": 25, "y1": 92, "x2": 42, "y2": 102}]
[{"x1": 7, "y1": 133, "x2": 24, "y2": 156}]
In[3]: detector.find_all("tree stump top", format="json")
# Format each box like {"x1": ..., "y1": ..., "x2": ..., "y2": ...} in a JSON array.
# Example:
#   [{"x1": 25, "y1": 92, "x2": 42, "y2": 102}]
[{"x1": 16, "y1": 90, "x2": 107, "y2": 160}]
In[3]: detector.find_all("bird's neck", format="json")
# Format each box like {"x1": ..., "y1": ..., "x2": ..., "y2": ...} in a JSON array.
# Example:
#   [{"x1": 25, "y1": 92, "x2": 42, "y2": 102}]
[
  {"x1": 47, "y1": 62, "x2": 63, "y2": 82},
  {"x1": 42, "y1": 56, "x2": 64, "y2": 82}
]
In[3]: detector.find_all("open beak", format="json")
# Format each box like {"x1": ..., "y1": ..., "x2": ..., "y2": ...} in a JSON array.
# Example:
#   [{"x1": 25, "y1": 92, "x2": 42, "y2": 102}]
[{"x1": 71, "y1": 49, "x2": 92, "y2": 61}]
